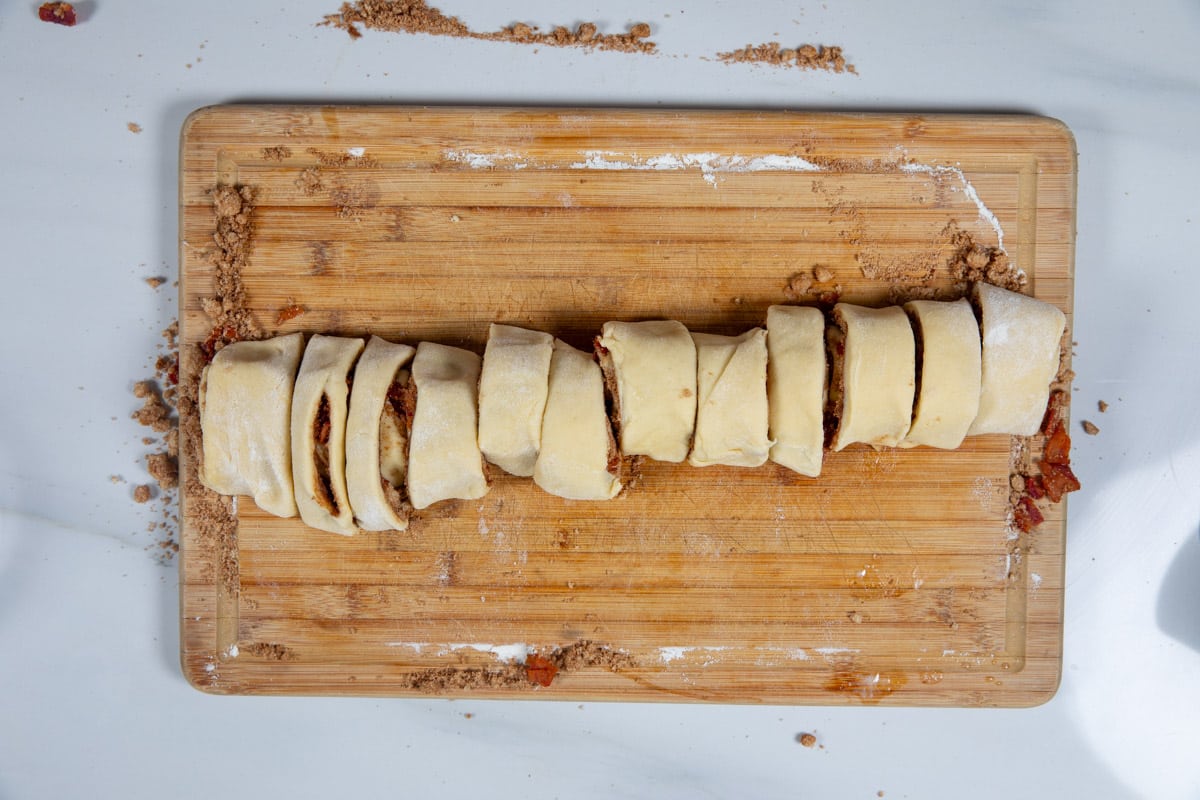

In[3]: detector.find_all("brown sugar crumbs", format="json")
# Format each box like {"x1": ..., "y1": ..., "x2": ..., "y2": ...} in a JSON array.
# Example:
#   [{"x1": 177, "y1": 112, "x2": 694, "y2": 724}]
[
  {"x1": 1082, "y1": 420, "x2": 1100, "y2": 436},
  {"x1": 797, "y1": 732, "x2": 817, "y2": 747},
  {"x1": 1098, "y1": 400, "x2": 1109, "y2": 413},
  {"x1": 145, "y1": 276, "x2": 166, "y2": 289},
  {"x1": 133, "y1": 484, "x2": 153, "y2": 504},
  {"x1": 127, "y1": 122, "x2": 143, "y2": 134},
  {"x1": 200, "y1": 185, "x2": 264, "y2": 358},
  {"x1": 718, "y1": 42, "x2": 855, "y2": 73},
  {"x1": 132, "y1": 381, "x2": 173, "y2": 433},
  {"x1": 261, "y1": 146, "x2": 292, "y2": 162},
  {"x1": 146, "y1": 451, "x2": 179, "y2": 490},
  {"x1": 321, "y1": 0, "x2": 657, "y2": 54}
]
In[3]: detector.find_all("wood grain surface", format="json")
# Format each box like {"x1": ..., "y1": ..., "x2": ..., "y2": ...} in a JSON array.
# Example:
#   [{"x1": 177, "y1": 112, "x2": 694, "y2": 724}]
[{"x1": 178, "y1": 106, "x2": 1075, "y2": 705}]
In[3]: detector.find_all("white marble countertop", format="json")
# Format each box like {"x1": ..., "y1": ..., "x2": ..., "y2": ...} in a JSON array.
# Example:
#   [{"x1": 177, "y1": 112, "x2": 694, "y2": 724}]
[{"x1": 2, "y1": 1, "x2": 1198, "y2": 797}]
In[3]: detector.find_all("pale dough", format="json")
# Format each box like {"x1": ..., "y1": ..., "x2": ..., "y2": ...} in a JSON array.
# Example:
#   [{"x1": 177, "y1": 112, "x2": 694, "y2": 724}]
[
  {"x1": 406, "y1": 342, "x2": 489, "y2": 510},
  {"x1": 346, "y1": 335, "x2": 416, "y2": 531},
  {"x1": 688, "y1": 329, "x2": 772, "y2": 468},
  {"x1": 597, "y1": 320, "x2": 697, "y2": 463},
  {"x1": 901, "y1": 298, "x2": 981, "y2": 449},
  {"x1": 829, "y1": 303, "x2": 915, "y2": 451},
  {"x1": 477, "y1": 324, "x2": 554, "y2": 477},
  {"x1": 968, "y1": 282, "x2": 1066, "y2": 436},
  {"x1": 533, "y1": 340, "x2": 622, "y2": 500},
  {"x1": 199, "y1": 333, "x2": 304, "y2": 518},
  {"x1": 290, "y1": 334, "x2": 364, "y2": 535},
  {"x1": 765, "y1": 305, "x2": 826, "y2": 477}
]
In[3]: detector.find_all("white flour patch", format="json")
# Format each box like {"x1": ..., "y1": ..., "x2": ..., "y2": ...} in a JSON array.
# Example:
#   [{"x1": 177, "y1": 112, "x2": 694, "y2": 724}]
[
  {"x1": 568, "y1": 150, "x2": 822, "y2": 187},
  {"x1": 443, "y1": 149, "x2": 528, "y2": 169}
]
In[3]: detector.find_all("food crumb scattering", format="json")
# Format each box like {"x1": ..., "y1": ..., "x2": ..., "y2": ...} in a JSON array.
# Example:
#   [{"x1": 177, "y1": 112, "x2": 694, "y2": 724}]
[
  {"x1": 38, "y1": 2, "x2": 76, "y2": 26},
  {"x1": 1081, "y1": 420, "x2": 1099, "y2": 436},
  {"x1": 133, "y1": 485, "x2": 152, "y2": 504},
  {"x1": 798, "y1": 732, "x2": 817, "y2": 747},
  {"x1": 718, "y1": 42, "x2": 855, "y2": 73}
]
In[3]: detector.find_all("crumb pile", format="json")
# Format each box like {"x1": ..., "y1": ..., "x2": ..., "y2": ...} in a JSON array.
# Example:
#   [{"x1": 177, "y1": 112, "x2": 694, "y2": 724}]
[
  {"x1": 718, "y1": 42, "x2": 854, "y2": 73},
  {"x1": 321, "y1": 0, "x2": 657, "y2": 54}
]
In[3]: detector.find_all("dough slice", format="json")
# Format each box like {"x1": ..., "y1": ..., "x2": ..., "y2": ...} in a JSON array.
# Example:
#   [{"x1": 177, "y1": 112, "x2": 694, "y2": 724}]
[
  {"x1": 199, "y1": 333, "x2": 304, "y2": 517},
  {"x1": 901, "y1": 298, "x2": 982, "y2": 449},
  {"x1": 290, "y1": 334, "x2": 365, "y2": 536},
  {"x1": 596, "y1": 320, "x2": 697, "y2": 463},
  {"x1": 533, "y1": 340, "x2": 623, "y2": 500},
  {"x1": 346, "y1": 335, "x2": 416, "y2": 531},
  {"x1": 688, "y1": 329, "x2": 772, "y2": 468},
  {"x1": 766, "y1": 305, "x2": 826, "y2": 477},
  {"x1": 406, "y1": 342, "x2": 489, "y2": 510},
  {"x1": 477, "y1": 324, "x2": 554, "y2": 477},
  {"x1": 968, "y1": 283, "x2": 1066, "y2": 436},
  {"x1": 828, "y1": 303, "x2": 915, "y2": 451}
]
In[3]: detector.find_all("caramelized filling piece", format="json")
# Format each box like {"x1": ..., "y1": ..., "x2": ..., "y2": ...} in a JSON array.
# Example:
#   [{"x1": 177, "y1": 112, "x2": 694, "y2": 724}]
[{"x1": 313, "y1": 393, "x2": 338, "y2": 515}]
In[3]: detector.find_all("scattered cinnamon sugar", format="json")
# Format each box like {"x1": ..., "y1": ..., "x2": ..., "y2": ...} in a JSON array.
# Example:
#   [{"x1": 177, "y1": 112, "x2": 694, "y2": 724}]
[
  {"x1": 307, "y1": 147, "x2": 380, "y2": 168},
  {"x1": 783, "y1": 271, "x2": 813, "y2": 299},
  {"x1": 1081, "y1": 420, "x2": 1099, "y2": 436},
  {"x1": 798, "y1": 732, "x2": 817, "y2": 747},
  {"x1": 132, "y1": 381, "x2": 173, "y2": 433},
  {"x1": 127, "y1": 122, "x2": 143, "y2": 134},
  {"x1": 146, "y1": 451, "x2": 179, "y2": 490},
  {"x1": 945, "y1": 224, "x2": 1025, "y2": 292},
  {"x1": 145, "y1": 276, "x2": 166, "y2": 289},
  {"x1": 1098, "y1": 400, "x2": 1109, "y2": 413},
  {"x1": 200, "y1": 185, "x2": 263, "y2": 359},
  {"x1": 242, "y1": 642, "x2": 297, "y2": 660},
  {"x1": 404, "y1": 640, "x2": 634, "y2": 693},
  {"x1": 320, "y1": 1, "x2": 657, "y2": 54},
  {"x1": 718, "y1": 42, "x2": 855, "y2": 73},
  {"x1": 295, "y1": 167, "x2": 324, "y2": 196},
  {"x1": 261, "y1": 146, "x2": 292, "y2": 162},
  {"x1": 133, "y1": 485, "x2": 153, "y2": 504},
  {"x1": 812, "y1": 264, "x2": 834, "y2": 283}
]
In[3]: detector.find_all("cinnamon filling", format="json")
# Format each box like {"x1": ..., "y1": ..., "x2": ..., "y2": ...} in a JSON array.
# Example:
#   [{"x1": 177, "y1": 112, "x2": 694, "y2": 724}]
[
  {"x1": 824, "y1": 319, "x2": 847, "y2": 448},
  {"x1": 905, "y1": 308, "x2": 926, "y2": 426},
  {"x1": 378, "y1": 373, "x2": 412, "y2": 518},
  {"x1": 313, "y1": 393, "x2": 338, "y2": 515}
]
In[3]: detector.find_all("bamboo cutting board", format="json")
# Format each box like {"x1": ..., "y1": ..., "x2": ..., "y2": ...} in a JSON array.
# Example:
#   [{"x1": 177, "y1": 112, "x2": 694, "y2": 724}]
[{"x1": 179, "y1": 106, "x2": 1075, "y2": 705}]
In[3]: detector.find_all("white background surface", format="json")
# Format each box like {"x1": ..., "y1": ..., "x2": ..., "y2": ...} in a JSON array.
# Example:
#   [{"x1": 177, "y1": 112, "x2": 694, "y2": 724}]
[{"x1": 2, "y1": 1, "x2": 1198, "y2": 797}]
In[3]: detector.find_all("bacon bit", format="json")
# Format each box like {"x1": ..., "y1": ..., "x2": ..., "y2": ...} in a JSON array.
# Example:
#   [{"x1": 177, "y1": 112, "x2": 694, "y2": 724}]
[
  {"x1": 200, "y1": 324, "x2": 242, "y2": 362},
  {"x1": 1041, "y1": 390, "x2": 1069, "y2": 434},
  {"x1": 38, "y1": 2, "x2": 76, "y2": 25},
  {"x1": 1040, "y1": 462, "x2": 1081, "y2": 503},
  {"x1": 1013, "y1": 496, "x2": 1044, "y2": 533},
  {"x1": 1024, "y1": 475, "x2": 1046, "y2": 501},
  {"x1": 275, "y1": 303, "x2": 307, "y2": 325},
  {"x1": 524, "y1": 653, "x2": 559, "y2": 687},
  {"x1": 1043, "y1": 421, "x2": 1072, "y2": 465}
]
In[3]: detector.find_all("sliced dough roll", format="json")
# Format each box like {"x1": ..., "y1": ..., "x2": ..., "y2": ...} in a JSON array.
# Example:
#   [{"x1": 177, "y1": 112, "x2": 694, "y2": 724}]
[
  {"x1": 346, "y1": 335, "x2": 416, "y2": 531},
  {"x1": 290, "y1": 335, "x2": 364, "y2": 536},
  {"x1": 828, "y1": 304, "x2": 915, "y2": 451},
  {"x1": 596, "y1": 320, "x2": 697, "y2": 463},
  {"x1": 533, "y1": 340, "x2": 623, "y2": 500},
  {"x1": 766, "y1": 305, "x2": 827, "y2": 477},
  {"x1": 406, "y1": 342, "x2": 489, "y2": 510},
  {"x1": 478, "y1": 324, "x2": 554, "y2": 477},
  {"x1": 968, "y1": 282, "x2": 1066, "y2": 436},
  {"x1": 689, "y1": 329, "x2": 772, "y2": 468},
  {"x1": 199, "y1": 333, "x2": 304, "y2": 518},
  {"x1": 900, "y1": 298, "x2": 981, "y2": 449}
]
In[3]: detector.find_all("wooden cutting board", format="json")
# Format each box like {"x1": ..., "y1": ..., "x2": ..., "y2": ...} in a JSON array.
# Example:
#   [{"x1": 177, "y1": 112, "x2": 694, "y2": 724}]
[{"x1": 178, "y1": 106, "x2": 1075, "y2": 705}]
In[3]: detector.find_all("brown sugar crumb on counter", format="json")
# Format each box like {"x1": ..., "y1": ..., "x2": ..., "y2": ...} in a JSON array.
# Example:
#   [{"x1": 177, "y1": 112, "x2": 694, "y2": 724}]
[
  {"x1": 144, "y1": 276, "x2": 165, "y2": 289},
  {"x1": 718, "y1": 42, "x2": 855, "y2": 73},
  {"x1": 133, "y1": 485, "x2": 153, "y2": 504},
  {"x1": 127, "y1": 122, "x2": 142, "y2": 134},
  {"x1": 260, "y1": 146, "x2": 292, "y2": 162},
  {"x1": 797, "y1": 732, "x2": 817, "y2": 747},
  {"x1": 1098, "y1": 400, "x2": 1109, "y2": 413},
  {"x1": 320, "y1": 0, "x2": 657, "y2": 54},
  {"x1": 1082, "y1": 420, "x2": 1100, "y2": 436},
  {"x1": 146, "y1": 452, "x2": 178, "y2": 490}
]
